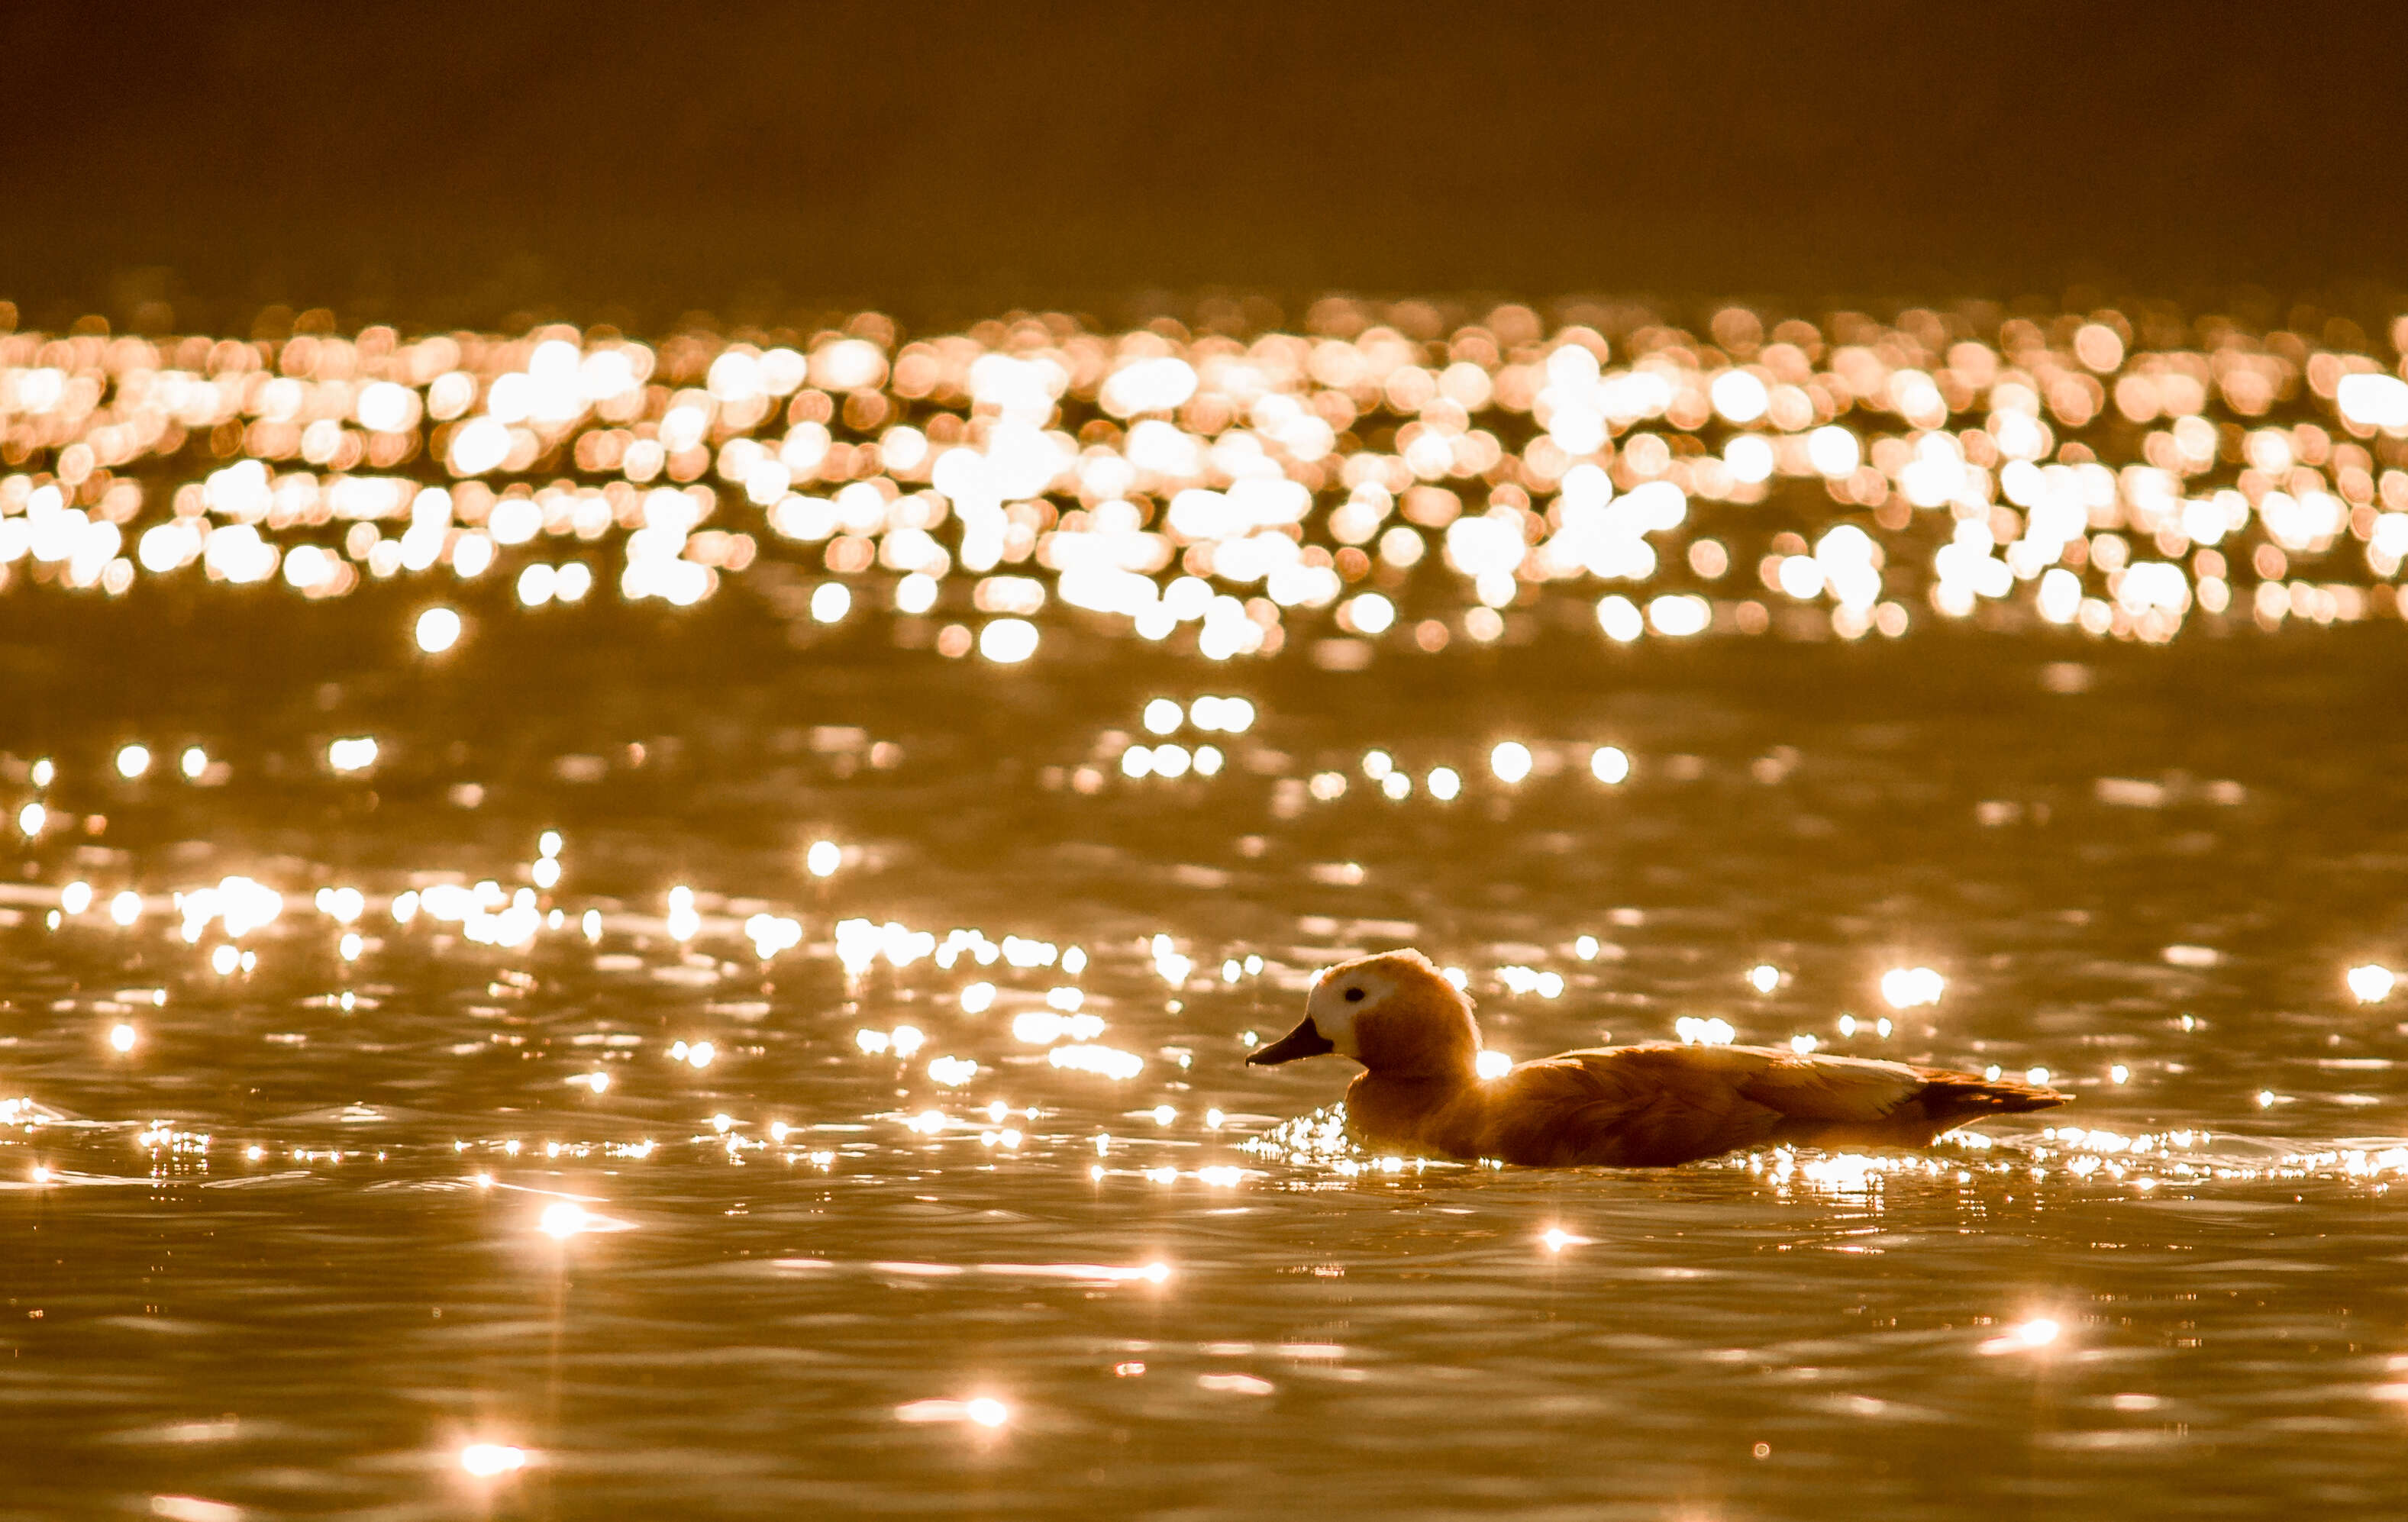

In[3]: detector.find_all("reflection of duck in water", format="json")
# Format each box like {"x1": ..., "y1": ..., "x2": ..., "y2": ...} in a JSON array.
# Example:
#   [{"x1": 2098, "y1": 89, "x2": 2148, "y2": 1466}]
[{"x1": 1249, "y1": 949, "x2": 2068, "y2": 1167}]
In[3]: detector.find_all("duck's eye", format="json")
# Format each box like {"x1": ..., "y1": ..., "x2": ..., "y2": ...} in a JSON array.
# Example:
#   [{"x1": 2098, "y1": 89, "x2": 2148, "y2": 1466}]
[{"x1": 1344, "y1": 986, "x2": 1364, "y2": 1002}]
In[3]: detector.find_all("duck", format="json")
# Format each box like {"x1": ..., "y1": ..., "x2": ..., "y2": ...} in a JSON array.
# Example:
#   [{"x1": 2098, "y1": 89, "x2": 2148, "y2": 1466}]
[{"x1": 1247, "y1": 949, "x2": 2067, "y2": 1166}]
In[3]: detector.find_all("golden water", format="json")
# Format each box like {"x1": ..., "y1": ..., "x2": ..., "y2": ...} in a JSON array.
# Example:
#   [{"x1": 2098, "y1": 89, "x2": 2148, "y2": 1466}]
[{"x1": 5, "y1": 298, "x2": 2408, "y2": 1517}]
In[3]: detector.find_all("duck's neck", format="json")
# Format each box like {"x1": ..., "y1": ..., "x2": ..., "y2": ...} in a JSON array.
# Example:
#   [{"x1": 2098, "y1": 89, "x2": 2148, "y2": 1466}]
[{"x1": 1345, "y1": 1066, "x2": 1482, "y2": 1156}]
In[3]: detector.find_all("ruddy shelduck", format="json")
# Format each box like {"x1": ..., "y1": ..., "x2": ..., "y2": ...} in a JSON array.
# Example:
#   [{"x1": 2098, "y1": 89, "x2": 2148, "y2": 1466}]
[{"x1": 1248, "y1": 949, "x2": 2068, "y2": 1166}]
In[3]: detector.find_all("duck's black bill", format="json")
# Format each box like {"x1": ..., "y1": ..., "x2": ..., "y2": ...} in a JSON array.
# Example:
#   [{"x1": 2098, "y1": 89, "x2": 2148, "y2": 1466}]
[{"x1": 1247, "y1": 1017, "x2": 1335, "y2": 1066}]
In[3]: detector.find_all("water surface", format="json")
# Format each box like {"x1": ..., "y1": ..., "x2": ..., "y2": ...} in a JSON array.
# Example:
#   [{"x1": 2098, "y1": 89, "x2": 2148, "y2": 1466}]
[{"x1": 8, "y1": 302, "x2": 2408, "y2": 1518}]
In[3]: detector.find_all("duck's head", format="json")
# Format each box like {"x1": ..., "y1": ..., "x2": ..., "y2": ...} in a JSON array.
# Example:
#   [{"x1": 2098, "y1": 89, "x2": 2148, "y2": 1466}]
[{"x1": 1248, "y1": 948, "x2": 1483, "y2": 1079}]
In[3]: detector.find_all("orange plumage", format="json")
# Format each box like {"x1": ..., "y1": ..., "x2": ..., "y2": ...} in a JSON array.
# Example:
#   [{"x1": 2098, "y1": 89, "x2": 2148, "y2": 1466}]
[{"x1": 1248, "y1": 949, "x2": 2067, "y2": 1167}]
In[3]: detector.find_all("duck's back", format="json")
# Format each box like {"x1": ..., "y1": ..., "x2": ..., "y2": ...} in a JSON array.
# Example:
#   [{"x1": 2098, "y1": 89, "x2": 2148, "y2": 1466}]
[{"x1": 1402, "y1": 1043, "x2": 2066, "y2": 1167}]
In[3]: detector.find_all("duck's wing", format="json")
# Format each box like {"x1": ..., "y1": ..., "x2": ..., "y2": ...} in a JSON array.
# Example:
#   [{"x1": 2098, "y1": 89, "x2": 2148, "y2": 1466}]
[
  {"x1": 1682, "y1": 1043, "x2": 2067, "y2": 1144},
  {"x1": 1726, "y1": 1048, "x2": 1935, "y2": 1121},
  {"x1": 1490, "y1": 1043, "x2": 2068, "y2": 1164},
  {"x1": 1480, "y1": 1047, "x2": 1791, "y2": 1166},
  {"x1": 1718, "y1": 1046, "x2": 2069, "y2": 1137}
]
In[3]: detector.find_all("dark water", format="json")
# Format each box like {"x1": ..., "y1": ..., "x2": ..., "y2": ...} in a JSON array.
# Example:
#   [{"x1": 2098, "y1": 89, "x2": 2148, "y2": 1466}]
[{"x1": 8, "y1": 600, "x2": 2408, "y2": 1520}]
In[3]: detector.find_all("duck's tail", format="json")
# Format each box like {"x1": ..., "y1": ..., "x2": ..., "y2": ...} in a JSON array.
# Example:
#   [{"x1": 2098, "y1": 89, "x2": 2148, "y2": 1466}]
[{"x1": 1911, "y1": 1069, "x2": 2071, "y2": 1128}]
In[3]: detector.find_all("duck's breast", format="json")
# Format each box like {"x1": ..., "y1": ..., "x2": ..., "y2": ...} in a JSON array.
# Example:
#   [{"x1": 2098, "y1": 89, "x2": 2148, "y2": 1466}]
[{"x1": 1343, "y1": 1072, "x2": 1487, "y2": 1160}]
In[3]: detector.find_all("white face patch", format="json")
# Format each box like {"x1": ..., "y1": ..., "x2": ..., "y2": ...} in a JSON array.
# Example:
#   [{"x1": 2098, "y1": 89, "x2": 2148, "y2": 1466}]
[
  {"x1": 1315, "y1": 1001, "x2": 1358, "y2": 1058},
  {"x1": 1307, "y1": 965, "x2": 1397, "y2": 1059}
]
